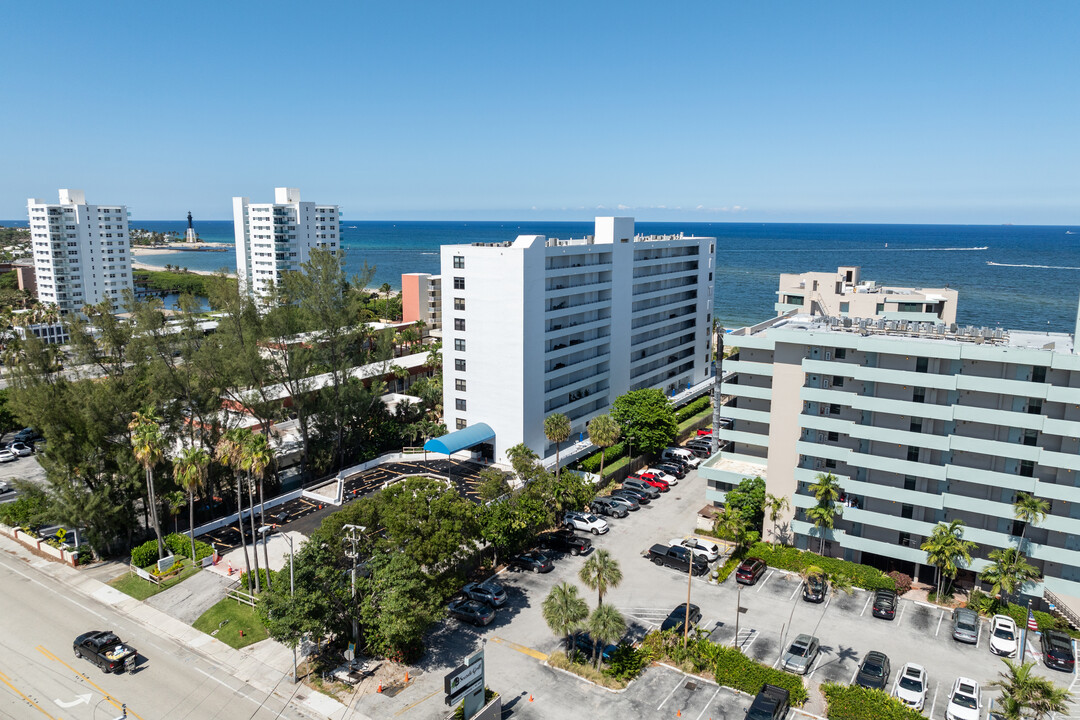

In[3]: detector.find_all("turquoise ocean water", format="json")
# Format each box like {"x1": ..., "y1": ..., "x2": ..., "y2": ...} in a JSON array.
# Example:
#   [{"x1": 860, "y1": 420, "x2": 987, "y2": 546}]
[{"x1": 6, "y1": 220, "x2": 1079, "y2": 332}]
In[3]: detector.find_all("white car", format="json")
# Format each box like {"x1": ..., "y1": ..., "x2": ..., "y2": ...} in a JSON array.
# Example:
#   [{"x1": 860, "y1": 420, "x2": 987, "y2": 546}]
[
  {"x1": 989, "y1": 614, "x2": 1018, "y2": 657},
  {"x1": 0, "y1": 449, "x2": 16, "y2": 463},
  {"x1": 891, "y1": 662, "x2": 928, "y2": 711},
  {"x1": 669, "y1": 537, "x2": 720, "y2": 562},
  {"x1": 645, "y1": 468, "x2": 678, "y2": 486},
  {"x1": 563, "y1": 511, "x2": 609, "y2": 535},
  {"x1": 7, "y1": 442, "x2": 33, "y2": 457},
  {"x1": 945, "y1": 677, "x2": 981, "y2": 720}
]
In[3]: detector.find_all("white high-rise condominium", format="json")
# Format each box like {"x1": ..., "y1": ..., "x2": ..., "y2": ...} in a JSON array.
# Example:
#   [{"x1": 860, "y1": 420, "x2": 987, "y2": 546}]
[
  {"x1": 232, "y1": 188, "x2": 340, "y2": 298},
  {"x1": 441, "y1": 217, "x2": 715, "y2": 463},
  {"x1": 26, "y1": 189, "x2": 132, "y2": 314}
]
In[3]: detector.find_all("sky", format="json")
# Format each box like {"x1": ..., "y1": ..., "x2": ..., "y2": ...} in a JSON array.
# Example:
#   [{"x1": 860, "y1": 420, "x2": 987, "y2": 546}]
[{"x1": 2, "y1": 1, "x2": 1078, "y2": 224}]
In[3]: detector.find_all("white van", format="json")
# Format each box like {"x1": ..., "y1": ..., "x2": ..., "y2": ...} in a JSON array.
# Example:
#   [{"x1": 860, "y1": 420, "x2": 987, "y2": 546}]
[{"x1": 662, "y1": 447, "x2": 700, "y2": 467}]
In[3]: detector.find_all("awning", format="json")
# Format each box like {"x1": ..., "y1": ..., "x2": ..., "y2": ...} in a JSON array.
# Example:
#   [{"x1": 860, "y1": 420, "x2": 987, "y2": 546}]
[{"x1": 423, "y1": 423, "x2": 495, "y2": 455}]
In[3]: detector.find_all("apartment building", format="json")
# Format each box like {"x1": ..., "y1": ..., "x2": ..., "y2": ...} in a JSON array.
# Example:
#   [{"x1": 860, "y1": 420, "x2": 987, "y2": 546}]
[
  {"x1": 26, "y1": 189, "x2": 133, "y2": 314},
  {"x1": 776, "y1": 266, "x2": 958, "y2": 325},
  {"x1": 232, "y1": 188, "x2": 339, "y2": 298},
  {"x1": 440, "y1": 217, "x2": 715, "y2": 463},
  {"x1": 401, "y1": 272, "x2": 442, "y2": 333},
  {"x1": 701, "y1": 310, "x2": 1080, "y2": 608}
]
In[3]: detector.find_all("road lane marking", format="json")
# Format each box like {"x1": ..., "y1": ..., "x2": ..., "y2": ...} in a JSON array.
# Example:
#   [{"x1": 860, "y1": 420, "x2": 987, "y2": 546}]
[
  {"x1": 936, "y1": 609, "x2": 945, "y2": 636},
  {"x1": 975, "y1": 626, "x2": 981, "y2": 649},
  {"x1": 896, "y1": 601, "x2": 907, "y2": 626},
  {"x1": 860, "y1": 594, "x2": 873, "y2": 617},
  {"x1": 0, "y1": 670, "x2": 57, "y2": 719},
  {"x1": 850, "y1": 666, "x2": 859, "y2": 685},
  {"x1": 656, "y1": 675, "x2": 684, "y2": 710},
  {"x1": 695, "y1": 686, "x2": 722, "y2": 720},
  {"x1": 756, "y1": 570, "x2": 774, "y2": 592},
  {"x1": 488, "y1": 636, "x2": 546, "y2": 661},
  {"x1": 0, "y1": 556, "x2": 106, "y2": 620},
  {"x1": 393, "y1": 687, "x2": 442, "y2": 716},
  {"x1": 789, "y1": 583, "x2": 801, "y2": 601},
  {"x1": 192, "y1": 667, "x2": 255, "y2": 703},
  {"x1": 928, "y1": 686, "x2": 938, "y2": 718},
  {"x1": 35, "y1": 645, "x2": 144, "y2": 720}
]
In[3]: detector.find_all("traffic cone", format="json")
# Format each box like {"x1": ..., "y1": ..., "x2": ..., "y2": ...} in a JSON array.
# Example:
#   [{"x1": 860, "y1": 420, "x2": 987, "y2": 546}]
[
  {"x1": 405, "y1": 671, "x2": 409, "y2": 684},
  {"x1": 528, "y1": 695, "x2": 533, "y2": 702},
  {"x1": 377, "y1": 684, "x2": 383, "y2": 693},
  {"x1": 676, "y1": 712, "x2": 681, "y2": 718}
]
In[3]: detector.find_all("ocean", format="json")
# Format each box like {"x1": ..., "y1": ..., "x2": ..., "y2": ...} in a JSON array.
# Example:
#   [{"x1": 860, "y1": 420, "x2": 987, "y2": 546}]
[{"x1": 6, "y1": 219, "x2": 1079, "y2": 332}]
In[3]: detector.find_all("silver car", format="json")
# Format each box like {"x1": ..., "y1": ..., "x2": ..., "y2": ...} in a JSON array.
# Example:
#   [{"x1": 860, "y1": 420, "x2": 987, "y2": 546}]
[
  {"x1": 952, "y1": 607, "x2": 979, "y2": 644},
  {"x1": 781, "y1": 634, "x2": 820, "y2": 675}
]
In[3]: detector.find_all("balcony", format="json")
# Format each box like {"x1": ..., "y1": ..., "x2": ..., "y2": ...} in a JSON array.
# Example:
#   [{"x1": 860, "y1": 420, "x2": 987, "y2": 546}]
[
  {"x1": 955, "y1": 374, "x2": 1050, "y2": 400},
  {"x1": 725, "y1": 359, "x2": 775, "y2": 377},
  {"x1": 949, "y1": 434, "x2": 1041, "y2": 463},
  {"x1": 720, "y1": 381, "x2": 772, "y2": 400},
  {"x1": 945, "y1": 463, "x2": 1035, "y2": 493},
  {"x1": 716, "y1": 426, "x2": 769, "y2": 449}
]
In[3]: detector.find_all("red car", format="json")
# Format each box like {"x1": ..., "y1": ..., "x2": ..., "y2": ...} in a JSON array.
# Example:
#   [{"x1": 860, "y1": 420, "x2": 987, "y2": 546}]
[
  {"x1": 630, "y1": 473, "x2": 670, "y2": 492},
  {"x1": 735, "y1": 557, "x2": 767, "y2": 585},
  {"x1": 696, "y1": 428, "x2": 713, "y2": 437}
]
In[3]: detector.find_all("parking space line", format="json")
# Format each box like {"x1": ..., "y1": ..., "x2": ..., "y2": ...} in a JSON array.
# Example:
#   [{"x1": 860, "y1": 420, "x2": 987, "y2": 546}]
[
  {"x1": 488, "y1": 636, "x2": 546, "y2": 661},
  {"x1": 695, "y1": 686, "x2": 722, "y2": 720},
  {"x1": 757, "y1": 570, "x2": 774, "y2": 592},
  {"x1": 928, "y1": 686, "x2": 938, "y2": 719},
  {"x1": 860, "y1": 594, "x2": 873, "y2": 617},
  {"x1": 976, "y1": 624, "x2": 981, "y2": 649},
  {"x1": 935, "y1": 609, "x2": 945, "y2": 637},
  {"x1": 789, "y1": 583, "x2": 802, "y2": 601},
  {"x1": 850, "y1": 666, "x2": 859, "y2": 685},
  {"x1": 656, "y1": 676, "x2": 684, "y2": 710},
  {"x1": 741, "y1": 629, "x2": 760, "y2": 653},
  {"x1": 896, "y1": 601, "x2": 907, "y2": 626}
]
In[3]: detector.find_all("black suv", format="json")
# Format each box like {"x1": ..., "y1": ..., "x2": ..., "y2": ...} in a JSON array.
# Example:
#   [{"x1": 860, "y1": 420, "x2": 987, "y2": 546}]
[
  {"x1": 1041, "y1": 629, "x2": 1076, "y2": 671},
  {"x1": 803, "y1": 574, "x2": 827, "y2": 603},
  {"x1": 653, "y1": 462, "x2": 686, "y2": 479},
  {"x1": 589, "y1": 497, "x2": 628, "y2": 519},
  {"x1": 512, "y1": 550, "x2": 554, "y2": 573},
  {"x1": 660, "y1": 603, "x2": 702, "y2": 633},
  {"x1": 872, "y1": 589, "x2": 897, "y2": 620},
  {"x1": 855, "y1": 650, "x2": 891, "y2": 690},
  {"x1": 539, "y1": 529, "x2": 592, "y2": 556}
]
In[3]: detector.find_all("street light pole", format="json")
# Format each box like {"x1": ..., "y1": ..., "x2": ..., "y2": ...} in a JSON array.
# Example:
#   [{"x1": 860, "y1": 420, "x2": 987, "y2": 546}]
[
  {"x1": 683, "y1": 542, "x2": 695, "y2": 647},
  {"x1": 342, "y1": 525, "x2": 366, "y2": 647},
  {"x1": 733, "y1": 582, "x2": 743, "y2": 650},
  {"x1": 627, "y1": 436, "x2": 635, "y2": 475},
  {"x1": 281, "y1": 530, "x2": 297, "y2": 684}
]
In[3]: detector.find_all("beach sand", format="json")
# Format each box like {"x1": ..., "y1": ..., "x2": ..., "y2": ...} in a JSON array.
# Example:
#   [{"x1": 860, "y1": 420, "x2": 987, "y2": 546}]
[
  {"x1": 132, "y1": 241, "x2": 232, "y2": 253},
  {"x1": 132, "y1": 260, "x2": 235, "y2": 279}
]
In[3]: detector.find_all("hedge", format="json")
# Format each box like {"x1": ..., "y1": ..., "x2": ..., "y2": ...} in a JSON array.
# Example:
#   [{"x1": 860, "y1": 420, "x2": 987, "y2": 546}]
[
  {"x1": 740, "y1": 542, "x2": 895, "y2": 591},
  {"x1": 821, "y1": 683, "x2": 925, "y2": 720},
  {"x1": 576, "y1": 396, "x2": 712, "y2": 474},
  {"x1": 131, "y1": 533, "x2": 213, "y2": 568},
  {"x1": 675, "y1": 395, "x2": 712, "y2": 423},
  {"x1": 968, "y1": 589, "x2": 1079, "y2": 639},
  {"x1": 130, "y1": 539, "x2": 161, "y2": 568}
]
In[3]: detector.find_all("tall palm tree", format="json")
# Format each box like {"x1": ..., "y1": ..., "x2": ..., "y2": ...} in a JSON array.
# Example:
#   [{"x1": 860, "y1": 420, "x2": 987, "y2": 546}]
[
  {"x1": 542, "y1": 582, "x2": 589, "y2": 659},
  {"x1": 587, "y1": 604, "x2": 626, "y2": 668},
  {"x1": 174, "y1": 446, "x2": 210, "y2": 562},
  {"x1": 586, "y1": 414, "x2": 621, "y2": 480},
  {"x1": 980, "y1": 547, "x2": 1041, "y2": 606},
  {"x1": 544, "y1": 413, "x2": 572, "y2": 482},
  {"x1": 243, "y1": 432, "x2": 275, "y2": 591},
  {"x1": 764, "y1": 493, "x2": 790, "y2": 546},
  {"x1": 216, "y1": 428, "x2": 254, "y2": 594},
  {"x1": 809, "y1": 473, "x2": 842, "y2": 505},
  {"x1": 989, "y1": 658, "x2": 1071, "y2": 720},
  {"x1": 1013, "y1": 492, "x2": 1049, "y2": 551},
  {"x1": 807, "y1": 473, "x2": 842, "y2": 555},
  {"x1": 716, "y1": 508, "x2": 749, "y2": 551},
  {"x1": 129, "y1": 409, "x2": 166, "y2": 560},
  {"x1": 921, "y1": 519, "x2": 976, "y2": 598},
  {"x1": 579, "y1": 550, "x2": 623, "y2": 606}
]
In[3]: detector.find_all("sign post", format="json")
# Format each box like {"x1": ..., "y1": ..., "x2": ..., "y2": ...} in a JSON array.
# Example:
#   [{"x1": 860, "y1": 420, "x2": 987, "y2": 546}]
[{"x1": 444, "y1": 647, "x2": 485, "y2": 719}]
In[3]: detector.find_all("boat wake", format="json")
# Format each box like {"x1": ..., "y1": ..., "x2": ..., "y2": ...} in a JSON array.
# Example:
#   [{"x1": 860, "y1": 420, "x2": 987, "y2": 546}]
[{"x1": 987, "y1": 261, "x2": 1080, "y2": 270}]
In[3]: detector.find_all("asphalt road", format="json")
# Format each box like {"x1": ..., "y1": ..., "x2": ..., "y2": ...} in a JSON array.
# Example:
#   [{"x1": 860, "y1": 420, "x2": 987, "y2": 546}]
[{"x1": 0, "y1": 552, "x2": 311, "y2": 720}]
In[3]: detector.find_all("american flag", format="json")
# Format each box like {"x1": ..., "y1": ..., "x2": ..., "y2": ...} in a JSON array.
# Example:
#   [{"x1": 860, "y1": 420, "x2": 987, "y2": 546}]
[{"x1": 1027, "y1": 608, "x2": 1039, "y2": 632}]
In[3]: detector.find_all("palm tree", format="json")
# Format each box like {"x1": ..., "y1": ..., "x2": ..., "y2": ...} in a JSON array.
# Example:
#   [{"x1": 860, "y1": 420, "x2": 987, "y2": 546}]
[
  {"x1": 243, "y1": 432, "x2": 275, "y2": 592},
  {"x1": 164, "y1": 491, "x2": 186, "y2": 534},
  {"x1": 1029, "y1": 682, "x2": 1071, "y2": 719},
  {"x1": 805, "y1": 504, "x2": 838, "y2": 556},
  {"x1": 579, "y1": 550, "x2": 623, "y2": 606},
  {"x1": 980, "y1": 547, "x2": 1041, "y2": 606},
  {"x1": 989, "y1": 658, "x2": 1071, "y2": 720},
  {"x1": 129, "y1": 409, "x2": 166, "y2": 560},
  {"x1": 544, "y1": 413, "x2": 571, "y2": 482},
  {"x1": 1013, "y1": 492, "x2": 1049, "y2": 552},
  {"x1": 809, "y1": 473, "x2": 841, "y2": 505},
  {"x1": 586, "y1": 414, "x2": 621, "y2": 480},
  {"x1": 542, "y1": 582, "x2": 589, "y2": 659},
  {"x1": 586, "y1": 604, "x2": 626, "y2": 668},
  {"x1": 807, "y1": 473, "x2": 842, "y2": 555},
  {"x1": 764, "y1": 493, "x2": 790, "y2": 546},
  {"x1": 216, "y1": 428, "x2": 254, "y2": 594},
  {"x1": 716, "y1": 508, "x2": 749, "y2": 551},
  {"x1": 921, "y1": 519, "x2": 976, "y2": 598},
  {"x1": 174, "y1": 446, "x2": 210, "y2": 562}
]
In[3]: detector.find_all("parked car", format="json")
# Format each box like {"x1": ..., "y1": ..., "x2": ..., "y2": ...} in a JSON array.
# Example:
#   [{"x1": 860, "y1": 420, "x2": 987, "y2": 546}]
[
  {"x1": 512, "y1": 550, "x2": 553, "y2": 573},
  {"x1": 662, "y1": 447, "x2": 700, "y2": 467},
  {"x1": 683, "y1": 442, "x2": 713, "y2": 458},
  {"x1": 1041, "y1": 629, "x2": 1076, "y2": 671},
  {"x1": 989, "y1": 614, "x2": 1018, "y2": 657},
  {"x1": 781, "y1": 634, "x2": 820, "y2": 675},
  {"x1": 73, "y1": 631, "x2": 137, "y2": 674},
  {"x1": 646, "y1": 543, "x2": 709, "y2": 575},
  {"x1": 13, "y1": 427, "x2": 39, "y2": 444},
  {"x1": 669, "y1": 536, "x2": 720, "y2": 562},
  {"x1": 0, "y1": 449, "x2": 16, "y2": 463},
  {"x1": 945, "y1": 677, "x2": 981, "y2": 720},
  {"x1": 892, "y1": 663, "x2": 928, "y2": 711},
  {"x1": 696, "y1": 428, "x2": 713, "y2": 436},
  {"x1": 802, "y1": 573, "x2": 827, "y2": 603},
  {"x1": 7, "y1": 441, "x2": 33, "y2": 456},
  {"x1": 952, "y1": 607, "x2": 979, "y2": 644},
  {"x1": 563, "y1": 511, "x2": 609, "y2": 535},
  {"x1": 653, "y1": 462, "x2": 686, "y2": 479},
  {"x1": 614, "y1": 485, "x2": 654, "y2": 503},
  {"x1": 539, "y1": 529, "x2": 592, "y2": 556},
  {"x1": 872, "y1": 589, "x2": 898, "y2": 620},
  {"x1": 660, "y1": 602, "x2": 702, "y2": 632},
  {"x1": 588, "y1": 497, "x2": 628, "y2": 519},
  {"x1": 0, "y1": 481, "x2": 11, "y2": 494},
  {"x1": 735, "y1": 557, "x2": 767, "y2": 585},
  {"x1": 628, "y1": 474, "x2": 669, "y2": 492},
  {"x1": 606, "y1": 493, "x2": 640, "y2": 511},
  {"x1": 854, "y1": 650, "x2": 891, "y2": 691},
  {"x1": 746, "y1": 684, "x2": 790, "y2": 720},
  {"x1": 622, "y1": 479, "x2": 660, "y2": 498},
  {"x1": 642, "y1": 468, "x2": 678, "y2": 486},
  {"x1": 448, "y1": 598, "x2": 496, "y2": 626},
  {"x1": 462, "y1": 581, "x2": 507, "y2": 608},
  {"x1": 659, "y1": 454, "x2": 690, "y2": 473}
]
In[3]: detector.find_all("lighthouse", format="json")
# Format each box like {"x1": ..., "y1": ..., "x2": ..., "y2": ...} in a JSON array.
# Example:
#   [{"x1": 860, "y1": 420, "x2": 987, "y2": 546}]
[{"x1": 185, "y1": 211, "x2": 198, "y2": 243}]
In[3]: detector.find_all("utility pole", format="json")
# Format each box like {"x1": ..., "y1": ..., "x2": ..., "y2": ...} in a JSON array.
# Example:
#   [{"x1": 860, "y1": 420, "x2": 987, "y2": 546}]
[
  {"x1": 342, "y1": 524, "x2": 366, "y2": 645},
  {"x1": 712, "y1": 326, "x2": 725, "y2": 455},
  {"x1": 279, "y1": 529, "x2": 298, "y2": 683},
  {"x1": 683, "y1": 542, "x2": 695, "y2": 647},
  {"x1": 733, "y1": 581, "x2": 743, "y2": 650}
]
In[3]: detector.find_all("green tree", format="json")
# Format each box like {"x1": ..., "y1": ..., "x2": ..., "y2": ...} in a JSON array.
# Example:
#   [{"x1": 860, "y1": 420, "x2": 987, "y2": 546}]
[
  {"x1": 129, "y1": 408, "x2": 166, "y2": 559},
  {"x1": 610, "y1": 389, "x2": 677, "y2": 456},
  {"x1": 378, "y1": 477, "x2": 477, "y2": 573},
  {"x1": 163, "y1": 490, "x2": 186, "y2": 534},
  {"x1": 807, "y1": 473, "x2": 842, "y2": 555},
  {"x1": 506, "y1": 443, "x2": 544, "y2": 485},
  {"x1": 715, "y1": 508, "x2": 750, "y2": 550},
  {"x1": 542, "y1": 582, "x2": 589, "y2": 659},
  {"x1": 174, "y1": 445, "x2": 210, "y2": 561},
  {"x1": 243, "y1": 432, "x2": 275, "y2": 591},
  {"x1": 217, "y1": 428, "x2": 255, "y2": 594},
  {"x1": 1013, "y1": 492, "x2": 1049, "y2": 552},
  {"x1": 476, "y1": 468, "x2": 511, "y2": 503},
  {"x1": 586, "y1": 414, "x2": 621, "y2": 479},
  {"x1": 989, "y1": 658, "x2": 1071, "y2": 720},
  {"x1": 725, "y1": 476, "x2": 766, "y2": 532},
  {"x1": 359, "y1": 551, "x2": 444, "y2": 661},
  {"x1": 586, "y1": 604, "x2": 625, "y2": 668},
  {"x1": 980, "y1": 547, "x2": 1040, "y2": 605},
  {"x1": 0, "y1": 480, "x2": 48, "y2": 527},
  {"x1": 921, "y1": 519, "x2": 976, "y2": 598},
  {"x1": 579, "y1": 549, "x2": 623, "y2": 606},
  {"x1": 544, "y1": 412, "x2": 572, "y2": 482},
  {"x1": 764, "y1": 492, "x2": 790, "y2": 546}
]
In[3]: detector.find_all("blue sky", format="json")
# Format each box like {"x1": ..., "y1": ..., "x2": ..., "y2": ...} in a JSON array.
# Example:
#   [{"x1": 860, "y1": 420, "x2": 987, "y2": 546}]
[{"x1": 2, "y1": 1, "x2": 1078, "y2": 223}]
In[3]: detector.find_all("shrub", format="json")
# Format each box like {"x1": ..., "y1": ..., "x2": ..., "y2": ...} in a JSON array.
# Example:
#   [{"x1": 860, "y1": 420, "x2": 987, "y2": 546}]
[
  {"x1": 887, "y1": 571, "x2": 913, "y2": 595},
  {"x1": 129, "y1": 539, "x2": 160, "y2": 568},
  {"x1": 742, "y1": 542, "x2": 895, "y2": 591},
  {"x1": 165, "y1": 532, "x2": 214, "y2": 561},
  {"x1": 822, "y1": 682, "x2": 925, "y2": 719},
  {"x1": 675, "y1": 396, "x2": 711, "y2": 423},
  {"x1": 604, "y1": 644, "x2": 649, "y2": 681},
  {"x1": 716, "y1": 554, "x2": 743, "y2": 583}
]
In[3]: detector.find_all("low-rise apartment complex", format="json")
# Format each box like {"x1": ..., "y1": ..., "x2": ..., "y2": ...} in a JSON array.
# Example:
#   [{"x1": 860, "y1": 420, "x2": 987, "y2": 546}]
[
  {"x1": 402, "y1": 272, "x2": 442, "y2": 333},
  {"x1": 441, "y1": 217, "x2": 715, "y2": 463},
  {"x1": 776, "y1": 266, "x2": 958, "y2": 325}
]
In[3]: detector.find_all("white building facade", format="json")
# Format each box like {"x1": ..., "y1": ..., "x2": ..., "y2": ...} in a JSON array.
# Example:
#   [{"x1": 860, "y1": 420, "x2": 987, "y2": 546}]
[
  {"x1": 440, "y1": 217, "x2": 715, "y2": 463},
  {"x1": 26, "y1": 189, "x2": 133, "y2": 314},
  {"x1": 232, "y1": 188, "x2": 339, "y2": 298}
]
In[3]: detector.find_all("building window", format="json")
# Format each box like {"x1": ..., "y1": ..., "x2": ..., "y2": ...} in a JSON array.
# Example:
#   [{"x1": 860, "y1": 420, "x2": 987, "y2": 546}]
[
  {"x1": 829, "y1": 403, "x2": 841, "y2": 415},
  {"x1": 916, "y1": 357, "x2": 928, "y2": 373},
  {"x1": 1012, "y1": 519, "x2": 1026, "y2": 538},
  {"x1": 1019, "y1": 460, "x2": 1035, "y2": 477},
  {"x1": 455, "y1": 398, "x2": 467, "y2": 411},
  {"x1": 1022, "y1": 429, "x2": 1038, "y2": 447},
  {"x1": 827, "y1": 431, "x2": 839, "y2": 442},
  {"x1": 907, "y1": 446, "x2": 920, "y2": 462},
  {"x1": 453, "y1": 276, "x2": 465, "y2": 290},
  {"x1": 876, "y1": 303, "x2": 885, "y2": 314},
  {"x1": 453, "y1": 256, "x2": 465, "y2": 269},
  {"x1": 454, "y1": 318, "x2": 466, "y2": 331},
  {"x1": 898, "y1": 532, "x2": 911, "y2": 547},
  {"x1": 912, "y1": 387, "x2": 926, "y2": 403},
  {"x1": 454, "y1": 297, "x2": 465, "y2": 310},
  {"x1": 910, "y1": 418, "x2": 922, "y2": 433},
  {"x1": 1032, "y1": 366, "x2": 1047, "y2": 383},
  {"x1": 839, "y1": 302, "x2": 850, "y2": 314},
  {"x1": 456, "y1": 419, "x2": 467, "y2": 430},
  {"x1": 455, "y1": 379, "x2": 466, "y2": 391},
  {"x1": 832, "y1": 375, "x2": 844, "y2": 388},
  {"x1": 824, "y1": 458, "x2": 836, "y2": 469},
  {"x1": 901, "y1": 504, "x2": 914, "y2": 519},
  {"x1": 455, "y1": 358, "x2": 466, "y2": 371},
  {"x1": 834, "y1": 348, "x2": 846, "y2": 359},
  {"x1": 903, "y1": 476, "x2": 917, "y2": 491},
  {"x1": 1028, "y1": 399, "x2": 1043, "y2": 415},
  {"x1": 454, "y1": 339, "x2": 466, "y2": 351}
]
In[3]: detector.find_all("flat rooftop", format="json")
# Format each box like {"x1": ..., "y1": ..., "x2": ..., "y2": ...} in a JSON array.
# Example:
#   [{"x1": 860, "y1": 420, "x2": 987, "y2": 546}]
[{"x1": 465, "y1": 232, "x2": 714, "y2": 249}]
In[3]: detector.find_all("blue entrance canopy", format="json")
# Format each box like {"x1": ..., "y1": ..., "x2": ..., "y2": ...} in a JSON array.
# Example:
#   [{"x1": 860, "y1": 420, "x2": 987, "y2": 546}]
[{"x1": 423, "y1": 423, "x2": 495, "y2": 455}]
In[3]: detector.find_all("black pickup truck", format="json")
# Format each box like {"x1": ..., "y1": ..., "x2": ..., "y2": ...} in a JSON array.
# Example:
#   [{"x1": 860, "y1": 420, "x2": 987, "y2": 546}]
[
  {"x1": 645, "y1": 543, "x2": 709, "y2": 575},
  {"x1": 73, "y1": 630, "x2": 138, "y2": 673},
  {"x1": 747, "y1": 683, "x2": 790, "y2": 720}
]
